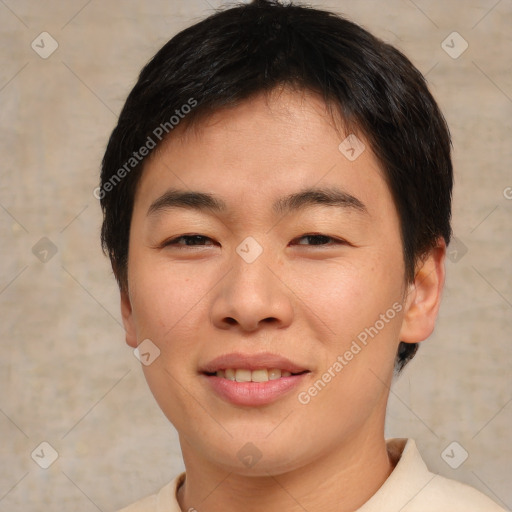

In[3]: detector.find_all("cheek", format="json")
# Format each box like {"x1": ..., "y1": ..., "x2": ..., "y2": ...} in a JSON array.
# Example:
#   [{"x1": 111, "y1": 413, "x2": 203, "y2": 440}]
[
  {"x1": 128, "y1": 259, "x2": 213, "y2": 425},
  {"x1": 128, "y1": 255, "x2": 215, "y2": 341},
  {"x1": 285, "y1": 252, "x2": 404, "y2": 343},
  {"x1": 306, "y1": 256, "x2": 404, "y2": 396}
]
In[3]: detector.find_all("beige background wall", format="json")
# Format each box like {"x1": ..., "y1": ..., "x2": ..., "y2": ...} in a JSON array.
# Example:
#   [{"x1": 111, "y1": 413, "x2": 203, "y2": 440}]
[{"x1": 0, "y1": 0, "x2": 510, "y2": 510}]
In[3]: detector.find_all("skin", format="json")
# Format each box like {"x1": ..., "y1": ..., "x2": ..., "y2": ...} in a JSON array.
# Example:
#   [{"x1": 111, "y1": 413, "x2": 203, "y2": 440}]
[{"x1": 121, "y1": 87, "x2": 446, "y2": 512}]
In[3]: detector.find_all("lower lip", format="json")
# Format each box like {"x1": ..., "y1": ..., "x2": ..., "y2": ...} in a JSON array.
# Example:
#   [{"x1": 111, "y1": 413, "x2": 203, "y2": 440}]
[{"x1": 203, "y1": 373, "x2": 309, "y2": 406}]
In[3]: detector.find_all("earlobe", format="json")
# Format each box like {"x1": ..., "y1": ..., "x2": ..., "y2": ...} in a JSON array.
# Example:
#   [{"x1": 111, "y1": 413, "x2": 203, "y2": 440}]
[
  {"x1": 399, "y1": 238, "x2": 446, "y2": 344},
  {"x1": 120, "y1": 288, "x2": 138, "y2": 348}
]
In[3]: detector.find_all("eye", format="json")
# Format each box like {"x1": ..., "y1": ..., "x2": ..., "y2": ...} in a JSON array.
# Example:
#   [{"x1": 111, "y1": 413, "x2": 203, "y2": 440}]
[
  {"x1": 161, "y1": 234, "x2": 217, "y2": 247},
  {"x1": 292, "y1": 234, "x2": 346, "y2": 246}
]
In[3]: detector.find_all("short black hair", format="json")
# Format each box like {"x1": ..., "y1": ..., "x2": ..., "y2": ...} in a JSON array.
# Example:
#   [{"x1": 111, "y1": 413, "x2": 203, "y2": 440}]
[{"x1": 100, "y1": 0, "x2": 452, "y2": 372}]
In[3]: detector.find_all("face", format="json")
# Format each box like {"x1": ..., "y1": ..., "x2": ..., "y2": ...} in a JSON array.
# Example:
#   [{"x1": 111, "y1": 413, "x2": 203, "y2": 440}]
[{"x1": 121, "y1": 88, "x2": 439, "y2": 476}]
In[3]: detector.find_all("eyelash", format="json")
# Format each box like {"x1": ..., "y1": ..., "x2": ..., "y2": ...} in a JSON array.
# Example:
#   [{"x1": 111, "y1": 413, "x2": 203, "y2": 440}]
[{"x1": 161, "y1": 233, "x2": 347, "y2": 248}]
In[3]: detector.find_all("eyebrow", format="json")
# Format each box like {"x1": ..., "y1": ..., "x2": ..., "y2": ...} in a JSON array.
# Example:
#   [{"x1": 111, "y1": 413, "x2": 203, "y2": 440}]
[{"x1": 147, "y1": 186, "x2": 368, "y2": 218}]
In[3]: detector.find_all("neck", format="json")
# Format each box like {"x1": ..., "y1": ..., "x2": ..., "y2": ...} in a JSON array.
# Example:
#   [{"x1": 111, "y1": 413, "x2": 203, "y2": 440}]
[{"x1": 177, "y1": 430, "x2": 394, "y2": 512}]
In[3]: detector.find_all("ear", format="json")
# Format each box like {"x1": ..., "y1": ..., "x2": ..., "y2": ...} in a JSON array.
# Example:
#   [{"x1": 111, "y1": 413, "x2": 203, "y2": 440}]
[
  {"x1": 120, "y1": 288, "x2": 138, "y2": 348},
  {"x1": 399, "y1": 238, "x2": 446, "y2": 343}
]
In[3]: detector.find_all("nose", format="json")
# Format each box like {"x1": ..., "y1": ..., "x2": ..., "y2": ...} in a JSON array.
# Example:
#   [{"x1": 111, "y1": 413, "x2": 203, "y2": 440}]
[{"x1": 210, "y1": 248, "x2": 294, "y2": 332}]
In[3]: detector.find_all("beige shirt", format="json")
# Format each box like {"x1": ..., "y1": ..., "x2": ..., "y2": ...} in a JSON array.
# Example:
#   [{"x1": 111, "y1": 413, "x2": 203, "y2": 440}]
[{"x1": 117, "y1": 438, "x2": 506, "y2": 511}]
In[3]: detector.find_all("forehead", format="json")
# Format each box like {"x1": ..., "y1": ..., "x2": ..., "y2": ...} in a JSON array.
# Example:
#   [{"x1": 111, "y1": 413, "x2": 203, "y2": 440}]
[{"x1": 134, "y1": 88, "x2": 393, "y2": 221}]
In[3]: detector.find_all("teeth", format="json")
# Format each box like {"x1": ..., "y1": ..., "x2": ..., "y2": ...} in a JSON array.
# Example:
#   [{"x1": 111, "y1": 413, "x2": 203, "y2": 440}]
[
  {"x1": 235, "y1": 369, "x2": 252, "y2": 382},
  {"x1": 251, "y1": 369, "x2": 268, "y2": 382},
  {"x1": 213, "y1": 368, "x2": 297, "y2": 382},
  {"x1": 268, "y1": 369, "x2": 282, "y2": 380}
]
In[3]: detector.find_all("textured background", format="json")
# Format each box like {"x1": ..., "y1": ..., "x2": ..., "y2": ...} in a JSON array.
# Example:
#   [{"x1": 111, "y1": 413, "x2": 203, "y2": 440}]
[{"x1": 0, "y1": 0, "x2": 511, "y2": 510}]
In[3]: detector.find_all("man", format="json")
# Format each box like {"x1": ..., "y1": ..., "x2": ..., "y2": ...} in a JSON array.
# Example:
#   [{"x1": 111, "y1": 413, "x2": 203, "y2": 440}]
[{"x1": 99, "y1": 1, "x2": 505, "y2": 510}]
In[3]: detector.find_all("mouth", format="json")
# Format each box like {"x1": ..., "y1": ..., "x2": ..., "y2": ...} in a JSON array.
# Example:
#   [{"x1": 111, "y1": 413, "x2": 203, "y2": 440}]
[
  {"x1": 204, "y1": 368, "x2": 309, "y2": 382},
  {"x1": 200, "y1": 352, "x2": 311, "y2": 406}
]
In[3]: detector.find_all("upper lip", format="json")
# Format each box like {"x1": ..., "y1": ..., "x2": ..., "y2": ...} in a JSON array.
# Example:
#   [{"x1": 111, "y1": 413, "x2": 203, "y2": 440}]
[{"x1": 200, "y1": 352, "x2": 309, "y2": 374}]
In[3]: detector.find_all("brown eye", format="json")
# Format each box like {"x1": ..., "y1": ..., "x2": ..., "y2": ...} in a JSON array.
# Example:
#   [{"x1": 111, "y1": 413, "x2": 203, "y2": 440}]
[
  {"x1": 163, "y1": 235, "x2": 216, "y2": 247},
  {"x1": 293, "y1": 234, "x2": 343, "y2": 246}
]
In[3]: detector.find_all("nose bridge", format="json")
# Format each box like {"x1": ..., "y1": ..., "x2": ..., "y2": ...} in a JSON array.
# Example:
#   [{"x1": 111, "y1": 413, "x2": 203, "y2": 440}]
[
  {"x1": 232, "y1": 238, "x2": 274, "y2": 298},
  {"x1": 210, "y1": 236, "x2": 293, "y2": 330}
]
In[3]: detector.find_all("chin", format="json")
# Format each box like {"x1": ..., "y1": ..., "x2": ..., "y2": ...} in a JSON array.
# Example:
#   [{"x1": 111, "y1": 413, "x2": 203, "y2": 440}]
[{"x1": 199, "y1": 435, "x2": 312, "y2": 477}]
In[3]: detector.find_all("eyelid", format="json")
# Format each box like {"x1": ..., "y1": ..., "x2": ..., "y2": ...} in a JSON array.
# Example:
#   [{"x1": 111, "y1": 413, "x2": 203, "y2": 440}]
[
  {"x1": 158, "y1": 232, "x2": 352, "y2": 249},
  {"x1": 291, "y1": 233, "x2": 351, "y2": 246},
  {"x1": 159, "y1": 234, "x2": 217, "y2": 248}
]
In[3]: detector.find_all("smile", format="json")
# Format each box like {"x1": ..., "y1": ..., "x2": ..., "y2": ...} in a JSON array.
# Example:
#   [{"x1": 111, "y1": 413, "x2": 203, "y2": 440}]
[
  {"x1": 200, "y1": 352, "x2": 311, "y2": 406},
  {"x1": 210, "y1": 368, "x2": 304, "y2": 382}
]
